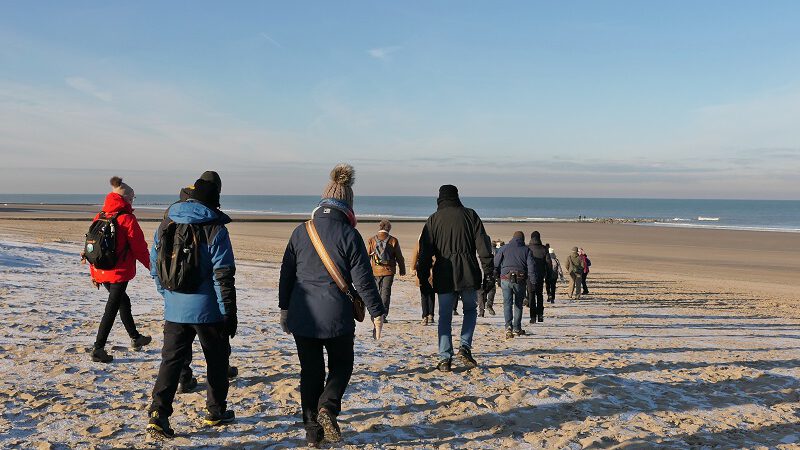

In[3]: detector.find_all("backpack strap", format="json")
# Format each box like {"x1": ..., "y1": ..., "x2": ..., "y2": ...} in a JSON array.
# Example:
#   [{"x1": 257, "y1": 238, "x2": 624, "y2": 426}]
[{"x1": 305, "y1": 220, "x2": 356, "y2": 303}]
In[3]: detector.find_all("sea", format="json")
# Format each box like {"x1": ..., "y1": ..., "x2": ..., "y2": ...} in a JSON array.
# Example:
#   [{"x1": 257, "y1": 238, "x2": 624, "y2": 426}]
[{"x1": 2, "y1": 194, "x2": 799, "y2": 233}]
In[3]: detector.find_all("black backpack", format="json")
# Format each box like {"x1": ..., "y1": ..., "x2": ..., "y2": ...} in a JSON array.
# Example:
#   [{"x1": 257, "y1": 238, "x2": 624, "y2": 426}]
[
  {"x1": 84, "y1": 212, "x2": 125, "y2": 270},
  {"x1": 155, "y1": 220, "x2": 204, "y2": 293}
]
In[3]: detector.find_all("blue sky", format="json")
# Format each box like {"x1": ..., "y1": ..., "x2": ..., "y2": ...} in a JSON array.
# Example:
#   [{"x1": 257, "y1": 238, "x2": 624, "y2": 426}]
[{"x1": 1, "y1": 1, "x2": 799, "y2": 199}]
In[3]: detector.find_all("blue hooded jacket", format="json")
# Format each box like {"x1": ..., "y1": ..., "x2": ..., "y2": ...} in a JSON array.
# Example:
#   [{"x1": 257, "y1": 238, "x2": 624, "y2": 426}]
[
  {"x1": 150, "y1": 200, "x2": 236, "y2": 324},
  {"x1": 493, "y1": 236, "x2": 538, "y2": 283}
]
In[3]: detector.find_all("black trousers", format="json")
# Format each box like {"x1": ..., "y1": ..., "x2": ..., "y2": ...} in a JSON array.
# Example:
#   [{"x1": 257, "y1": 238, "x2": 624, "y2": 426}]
[
  {"x1": 582, "y1": 272, "x2": 589, "y2": 293},
  {"x1": 527, "y1": 280, "x2": 545, "y2": 318},
  {"x1": 420, "y1": 287, "x2": 436, "y2": 318},
  {"x1": 376, "y1": 275, "x2": 394, "y2": 317},
  {"x1": 294, "y1": 334, "x2": 355, "y2": 432},
  {"x1": 150, "y1": 321, "x2": 230, "y2": 417},
  {"x1": 94, "y1": 281, "x2": 140, "y2": 349},
  {"x1": 178, "y1": 339, "x2": 232, "y2": 383},
  {"x1": 478, "y1": 286, "x2": 496, "y2": 313},
  {"x1": 545, "y1": 276, "x2": 557, "y2": 300}
]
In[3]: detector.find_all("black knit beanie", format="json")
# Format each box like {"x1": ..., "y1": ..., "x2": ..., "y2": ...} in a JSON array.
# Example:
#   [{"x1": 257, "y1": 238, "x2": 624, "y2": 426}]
[
  {"x1": 189, "y1": 179, "x2": 221, "y2": 209},
  {"x1": 438, "y1": 184, "x2": 459, "y2": 200}
]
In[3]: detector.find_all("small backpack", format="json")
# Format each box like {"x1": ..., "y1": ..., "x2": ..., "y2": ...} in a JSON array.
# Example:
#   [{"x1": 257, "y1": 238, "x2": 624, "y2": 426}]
[
  {"x1": 371, "y1": 235, "x2": 394, "y2": 266},
  {"x1": 156, "y1": 220, "x2": 204, "y2": 293},
  {"x1": 84, "y1": 212, "x2": 125, "y2": 270}
]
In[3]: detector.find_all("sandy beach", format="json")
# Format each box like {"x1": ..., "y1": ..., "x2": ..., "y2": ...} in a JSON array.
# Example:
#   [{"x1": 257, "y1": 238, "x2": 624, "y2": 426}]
[{"x1": 1, "y1": 205, "x2": 799, "y2": 448}]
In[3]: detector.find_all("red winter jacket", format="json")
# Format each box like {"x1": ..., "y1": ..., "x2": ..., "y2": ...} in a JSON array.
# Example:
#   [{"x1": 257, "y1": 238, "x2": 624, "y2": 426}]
[{"x1": 89, "y1": 193, "x2": 150, "y2": 283}]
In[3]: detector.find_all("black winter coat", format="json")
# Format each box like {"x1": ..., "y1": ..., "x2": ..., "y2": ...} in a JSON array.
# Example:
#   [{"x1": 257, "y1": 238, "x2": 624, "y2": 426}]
[
  {"x1": 279, "y1": 207, "x2": 384, "y2": 339},
  {"x1": 528, "y1": 238, "x2": 553, "y2": 280},
  {"x1": 417, "y1": 199, "x2": 494, "y2": 294}
]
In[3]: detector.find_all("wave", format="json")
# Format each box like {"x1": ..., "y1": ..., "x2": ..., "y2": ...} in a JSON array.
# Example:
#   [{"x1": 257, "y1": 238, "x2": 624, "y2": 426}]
[
  {"x1": 697, "y1": 217, "x2": 720, "y2": 221},
  {"x1": 641, "y1": 222, "x2": 800, "y2": 233}
]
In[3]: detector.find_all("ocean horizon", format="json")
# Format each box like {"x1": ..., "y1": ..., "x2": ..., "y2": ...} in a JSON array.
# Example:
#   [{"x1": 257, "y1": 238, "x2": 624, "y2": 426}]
[{"x1": 2, "y1": 194, "x2": 799, "y2": 233}]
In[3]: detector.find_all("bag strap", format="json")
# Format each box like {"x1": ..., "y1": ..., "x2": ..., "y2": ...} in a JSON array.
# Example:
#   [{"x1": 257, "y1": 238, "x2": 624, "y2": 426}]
[{"x1": 305, "y1": 220, "x2": 354, "y2": 300}]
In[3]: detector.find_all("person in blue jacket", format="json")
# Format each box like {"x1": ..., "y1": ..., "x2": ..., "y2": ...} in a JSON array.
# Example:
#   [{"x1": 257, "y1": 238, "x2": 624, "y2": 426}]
[
  {"x1": 146, "y1": 177, "x2": 237, "y2": 439},
  {"x1": 494, "y1": 231, "x2": 539, "y2": 339},
  {"x1": 279, "y1": 164, "x2": 385, "y2": 448}
]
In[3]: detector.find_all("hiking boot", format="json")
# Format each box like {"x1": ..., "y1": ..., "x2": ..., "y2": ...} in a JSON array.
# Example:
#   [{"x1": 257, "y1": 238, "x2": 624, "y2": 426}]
[
  {"x1": 486, "y1": 307, "x2": 496, "y2": 316},
  {"x1": 537, "y1": 315, "x2": 544, "y2": 323},
  {"x1": 582, "y1": 290, "x2": 589, "y2": 295},
  {"x1": 437, "y1": 358, "x2": 452, "y2": 372},
  {"x1": 478, "y1": 311, "x2": 485, "y2": 318},
  {"x1": 228, "y1": 365, "x2": 239, "y2": 379},
  {"x1": 178, "y1": 377, "x2": 198, "y2": 394},
  {"x1": 427, "y1": 315, "x2": 435, "y2": 324},
  {"x1": 505, "y1": 329, "x2": 514, "y2": 340},
  {"x1": 317, "y1": 407, "x2": 341, "y2": 443},
  {"x1": 514, "y1": 329, "x2": 526, "y2": 337},
  {"x1": 146, "y1": 410, "x2": 175, "y2": 439},
  {"x1": 456, "y1": 346, "x2": 477, "y2": 368},
  {"x1": 131, "y1": 335, "x2": 152, "y2": 351},
  {"x1": 91, "y1": 347, "x2": 113, "y2": 363},
  {"x1": 203, "y1": 409, "x2": 235, "y2": 427},
  {"x1": 306, "y1": 426, "x2": 324, "y2": 447},
  {"x1": 422, "y1": 316, "x2": 429, "y2": 325},
  {"x1": 529, "y1": 318, "x2": 536, "y2": 324}
]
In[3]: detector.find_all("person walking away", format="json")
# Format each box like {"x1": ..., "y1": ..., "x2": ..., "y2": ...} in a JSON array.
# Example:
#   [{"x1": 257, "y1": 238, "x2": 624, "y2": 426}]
[
  {"x1": 278, "y1": 164, "x2": 385, "y2": 447},
  {"x1": 565, "y1": 247, "x2": 584, "y2": 299},
  {"x1": 171, "y1": 172, "x2": 238, "y2": 393},
  {"x1": 479, "y1": 239, "x2": 502, "y2": 317},
  {"x1": 367, "y1": 219, "x2": 405, "y2": 322},
  {"x1": 579, "y1": 248, "x2": 591, "y2": 295},
  {"x1": 545, "y1": 245, "x2": 564, "y2": 302},
  {"x1": 146, "y1": 177, "x2": 237, "y2": 439},
  {"x1": 417, "y1": 185, "x2": 494, "y2": 372},
  {"x1": 526, "y1": 231, "x2": 551, "y2": 323},
  {"x1": 495, "y1": 232, "x2": 538, "y2": 338},
  {"x1": 84, "y1": 176, "x2": 152, "y2": 363},
  {"x1": 410, "y1": 235, "x2": 435, "y2": 325}
]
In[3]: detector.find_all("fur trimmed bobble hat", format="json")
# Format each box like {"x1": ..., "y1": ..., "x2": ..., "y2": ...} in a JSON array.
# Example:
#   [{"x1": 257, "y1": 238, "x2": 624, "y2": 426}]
[
  {"x1": 110, "y1": 176, "x2": 134, "y2": 204},
  {"x1": 322, "y1": 164, "x2": 355, "y2": 208}
]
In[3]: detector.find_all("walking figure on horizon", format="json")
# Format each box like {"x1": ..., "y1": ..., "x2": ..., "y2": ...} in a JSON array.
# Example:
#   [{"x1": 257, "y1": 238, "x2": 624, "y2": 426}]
[{"x1": 416, "y1": 185, "x2": 494, "y2": 372}]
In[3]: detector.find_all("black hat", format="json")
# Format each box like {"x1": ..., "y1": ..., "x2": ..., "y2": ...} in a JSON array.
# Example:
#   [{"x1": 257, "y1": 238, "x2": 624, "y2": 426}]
[
  {"x1": 199, "y1": 171, "x2": 222, "y2": 194},
  {"x1": 531, "y1": 230, "x2": 541, "y2": 240},
  {"x1": 438, "y1": 184, "x2": 459, "y2": 200},
  {"x1": 189, "y1": 178, "x2": 221, "y2": 209}
]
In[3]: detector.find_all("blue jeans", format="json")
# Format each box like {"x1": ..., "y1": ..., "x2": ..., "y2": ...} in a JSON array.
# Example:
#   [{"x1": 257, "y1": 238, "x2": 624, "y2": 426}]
[
  {"x1": 501, "y1": 280, "x2": 525, "y2": 331},
  {"x1": 437, "y1": 290, "x2": 478, "y2": 360}
]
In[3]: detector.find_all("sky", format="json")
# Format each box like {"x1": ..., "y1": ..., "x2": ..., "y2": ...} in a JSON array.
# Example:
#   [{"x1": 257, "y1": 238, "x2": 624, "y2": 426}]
[{"x1": 1, "y1": 1, "x2": 799, "y2": 199}]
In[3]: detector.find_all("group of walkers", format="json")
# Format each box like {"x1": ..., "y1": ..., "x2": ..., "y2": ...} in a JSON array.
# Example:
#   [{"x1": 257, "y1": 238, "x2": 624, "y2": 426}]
[{"x1": 82, "y1": 165, "x2": 592, "y2": 447}]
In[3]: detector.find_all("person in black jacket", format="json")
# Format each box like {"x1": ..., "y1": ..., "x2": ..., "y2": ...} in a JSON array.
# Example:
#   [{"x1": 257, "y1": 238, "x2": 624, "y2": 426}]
[
  {"x1": 417, "y1": 185, "x2": 494, "y2": 372},
  {"x1": 527, "y1": 231, "x2": 551, "y2": 323},
  {"x1": 478, "y1": 239, "x2": 503, "y2": 317},
  {"x1": 278, "y1": 164, "x2": 385, "y2": 448}
]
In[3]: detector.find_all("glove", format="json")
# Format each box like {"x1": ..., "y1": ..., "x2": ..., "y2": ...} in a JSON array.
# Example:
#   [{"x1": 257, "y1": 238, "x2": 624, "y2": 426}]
[
  {"x1": 280, "y1": 310, "x2": 290, "y2": 334},
  {"x1": 481, "y1": 274, "x2": 495, "y2": 293},
  {"x1": 372, "y1": 315, "x2": 383, "y2": 340},
  {"x1": 224, "y1": 314, "x2": 238, "y2": 338},
  {"x1": 420, "y1": 279, "x2": 434, "y2": 295}
]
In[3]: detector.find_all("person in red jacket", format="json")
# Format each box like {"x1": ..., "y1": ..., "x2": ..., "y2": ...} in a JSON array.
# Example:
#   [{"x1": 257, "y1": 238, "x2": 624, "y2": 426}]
[{"x1": 87, "y1": 177, "x2": 152, "y2": 363}]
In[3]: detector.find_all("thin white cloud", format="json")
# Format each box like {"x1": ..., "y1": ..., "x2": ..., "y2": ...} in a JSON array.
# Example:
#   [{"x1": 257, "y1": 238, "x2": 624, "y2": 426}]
[
  {"x1": 64, "y1": 76, "x2": 112, "y2": 102},
  {"x1": 367, "y1": 46, "x2": 401, "y2": 60},
  {"x1": 259, "y1": 32, "x2": 282, "y2": 48}
]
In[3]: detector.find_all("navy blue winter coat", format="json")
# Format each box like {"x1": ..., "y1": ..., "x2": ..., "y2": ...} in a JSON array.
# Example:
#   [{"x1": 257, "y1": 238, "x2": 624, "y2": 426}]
[
  {"x1": 493, "y1": 237, "x2": 538, "y2": 283},
  {"x1": 150, "y1": 200, "x2": 236, "y2": 324},
  {"x1": 279, "y1": 207, "x2": 384, "y2": 339}
]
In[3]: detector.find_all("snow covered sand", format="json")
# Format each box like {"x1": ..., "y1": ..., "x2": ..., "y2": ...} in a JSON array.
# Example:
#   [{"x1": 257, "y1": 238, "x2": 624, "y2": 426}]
[{"x1": 1, "y1": 237, "x2": 799, "y2": 449}]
